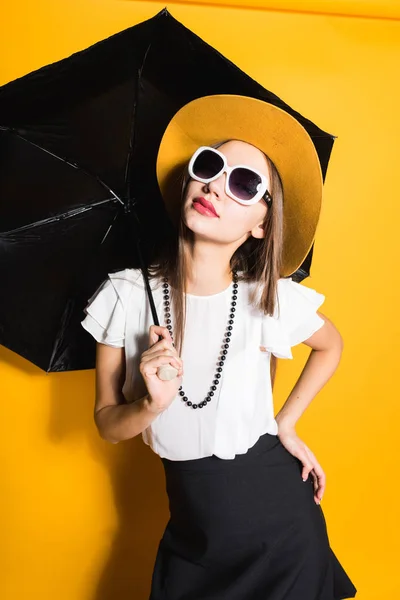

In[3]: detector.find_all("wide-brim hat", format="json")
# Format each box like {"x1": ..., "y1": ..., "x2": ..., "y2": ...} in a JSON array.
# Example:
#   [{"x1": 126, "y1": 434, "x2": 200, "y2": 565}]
[{"x1": 156, "y1": 94, "x2": 323, "y2": 277}]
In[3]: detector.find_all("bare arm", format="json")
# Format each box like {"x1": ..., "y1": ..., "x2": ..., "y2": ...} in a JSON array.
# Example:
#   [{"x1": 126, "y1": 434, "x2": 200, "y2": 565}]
[
  {"x1": 93, "y1": 342, "x2": 162, "y2": 444},
  {"x1": 275, "y1": 311, "x2": 343, "y2": 431}
]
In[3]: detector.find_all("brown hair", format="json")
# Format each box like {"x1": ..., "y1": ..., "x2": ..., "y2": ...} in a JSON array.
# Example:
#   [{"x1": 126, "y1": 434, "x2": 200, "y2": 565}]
[{"x1": 148, "y1": 139, "x2": 284, "y2": 389}]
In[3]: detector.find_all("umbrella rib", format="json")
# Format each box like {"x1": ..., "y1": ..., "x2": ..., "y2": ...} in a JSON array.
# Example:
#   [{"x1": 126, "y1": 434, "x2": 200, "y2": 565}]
[
  {"x1": 0, "y1": 197, "x2": 118, "y2": 236},
  {"x1": 0, "y1": 124, "x2": 126, "y2": 204},
  {"x1": 124, "y1": 40, "x2": 152, "y2": 195}
]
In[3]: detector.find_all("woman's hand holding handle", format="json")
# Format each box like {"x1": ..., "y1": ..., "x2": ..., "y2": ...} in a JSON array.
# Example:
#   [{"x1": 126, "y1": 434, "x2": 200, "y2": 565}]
[{"x1": 139, "y1": 325, "x2": 184, "y2": 414}]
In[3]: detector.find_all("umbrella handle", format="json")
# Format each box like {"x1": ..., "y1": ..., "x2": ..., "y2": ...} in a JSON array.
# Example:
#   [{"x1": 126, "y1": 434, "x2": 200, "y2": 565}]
[
  {"x1": 134, "y1": 260, "x2": 180, "y2": 381},
  {"x1": 157, "y1": 364, "x2": 179, "y2": 381}
]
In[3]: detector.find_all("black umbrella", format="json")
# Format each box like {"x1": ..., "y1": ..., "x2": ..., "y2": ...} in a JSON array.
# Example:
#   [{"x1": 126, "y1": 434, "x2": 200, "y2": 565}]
[{"x1": 0, "y1": 7, "x2": 336, "y2": 373}]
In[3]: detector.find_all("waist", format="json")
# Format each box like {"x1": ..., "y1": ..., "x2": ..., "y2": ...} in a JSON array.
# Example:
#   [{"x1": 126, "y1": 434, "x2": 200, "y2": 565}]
[{"x1": 161, "y1": 431, "x2": 281, "y2": 473}]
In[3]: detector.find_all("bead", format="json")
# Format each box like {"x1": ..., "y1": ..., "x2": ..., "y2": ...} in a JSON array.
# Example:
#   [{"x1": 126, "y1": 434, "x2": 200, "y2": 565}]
[{"x1": 162, "y1": 270, "x2": 238, "y2": 410}]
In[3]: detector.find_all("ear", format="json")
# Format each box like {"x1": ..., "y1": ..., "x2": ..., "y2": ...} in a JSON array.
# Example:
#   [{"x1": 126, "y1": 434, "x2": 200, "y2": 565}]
[{"x1": 250, "y1": 222, "x2": 266, "y2": 240}]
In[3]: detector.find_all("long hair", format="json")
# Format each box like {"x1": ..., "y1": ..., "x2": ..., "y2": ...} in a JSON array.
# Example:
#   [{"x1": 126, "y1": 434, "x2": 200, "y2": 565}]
[{"x1": 148, "y1": 139, "x2": 284, "y2": 389}]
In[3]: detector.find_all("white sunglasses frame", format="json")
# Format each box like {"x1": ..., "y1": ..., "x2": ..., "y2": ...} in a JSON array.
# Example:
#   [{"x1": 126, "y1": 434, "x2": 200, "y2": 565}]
[{"x1": 188, "y1": 145, "x2": 272, "y2": 206}]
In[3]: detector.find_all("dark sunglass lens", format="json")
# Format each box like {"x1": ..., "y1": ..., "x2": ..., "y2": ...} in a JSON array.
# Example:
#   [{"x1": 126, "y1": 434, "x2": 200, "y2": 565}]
[
  {"x1": 193, "y1": 150, "x2": 224, "y2": 179},
  {"x1": 230, "y1": 168, "x2": 262, "y2": 200}
]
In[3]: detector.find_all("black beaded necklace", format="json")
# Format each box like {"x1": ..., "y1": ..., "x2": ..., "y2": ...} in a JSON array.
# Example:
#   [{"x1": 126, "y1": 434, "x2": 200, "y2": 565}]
[{"x1": 162, "y1": 270, "x2": 239, "y2": 409}]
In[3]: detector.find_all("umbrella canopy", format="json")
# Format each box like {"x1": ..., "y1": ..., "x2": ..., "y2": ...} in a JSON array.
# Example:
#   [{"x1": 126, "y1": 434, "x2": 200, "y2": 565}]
[{"x1": 0, "y1": 7, "x2": 336, "y2": 373}]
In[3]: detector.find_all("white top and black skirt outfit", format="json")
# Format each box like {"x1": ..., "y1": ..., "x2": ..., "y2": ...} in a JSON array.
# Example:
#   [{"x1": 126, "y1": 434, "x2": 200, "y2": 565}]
[{"x1": 81, "y1": 268, "x2": 357, "y2": 600}]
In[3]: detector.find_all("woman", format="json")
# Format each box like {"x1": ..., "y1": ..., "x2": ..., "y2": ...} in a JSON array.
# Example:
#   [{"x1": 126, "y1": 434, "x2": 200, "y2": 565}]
[{"x1": 81, "y1": 95, "x2": 357, "y2": 599}]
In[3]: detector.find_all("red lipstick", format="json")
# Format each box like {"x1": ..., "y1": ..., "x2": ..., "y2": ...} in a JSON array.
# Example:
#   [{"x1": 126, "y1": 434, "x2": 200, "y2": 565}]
[{"x1": 193, "y1": 197, "x2": 219, "y2": 217}]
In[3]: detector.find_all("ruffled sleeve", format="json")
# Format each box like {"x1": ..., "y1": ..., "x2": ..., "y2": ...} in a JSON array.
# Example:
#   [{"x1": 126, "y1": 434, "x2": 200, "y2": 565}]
[
  {"x1": 80, "y1": 270, "x2": 135, "y2": 348},
  {"x1": 260, "y1": 277, "x2": 326, "y2": 359}
]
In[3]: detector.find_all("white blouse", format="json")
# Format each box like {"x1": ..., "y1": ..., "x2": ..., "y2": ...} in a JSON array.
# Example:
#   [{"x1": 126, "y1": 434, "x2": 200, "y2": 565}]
[{"x1": 81, "y1": 268, "x2": 325, "y2": 461}]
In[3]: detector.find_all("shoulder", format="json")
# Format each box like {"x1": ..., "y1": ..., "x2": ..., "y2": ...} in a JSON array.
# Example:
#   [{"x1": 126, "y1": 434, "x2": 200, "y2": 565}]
[
  {"x1": 253, "y1": 276, "x2": 326, "y2": 358},
  {"x1": 243, "y1": 275, "x2": 325, "y2": 306},
  {"x1": 276, "y1": 277, "x2": 326, "y2": 315},
  {"x1": 107, "y1": 267, "x2": 163, "y2": 306}
]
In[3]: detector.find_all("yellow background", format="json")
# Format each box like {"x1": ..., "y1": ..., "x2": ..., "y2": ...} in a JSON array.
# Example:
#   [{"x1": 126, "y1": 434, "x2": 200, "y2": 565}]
[{"x1": 1, "y1": 0, "x2": 398, "y2": 598}]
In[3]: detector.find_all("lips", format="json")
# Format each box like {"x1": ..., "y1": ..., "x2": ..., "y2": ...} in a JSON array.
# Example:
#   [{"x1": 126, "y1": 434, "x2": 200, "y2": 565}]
[{"x1": 193, "y1": 197, "x2": 219, "y2": 216}]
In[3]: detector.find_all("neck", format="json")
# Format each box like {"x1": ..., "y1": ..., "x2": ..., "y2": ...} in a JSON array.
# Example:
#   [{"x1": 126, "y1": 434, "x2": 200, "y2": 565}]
[{"x1": 183, "y1": 240, "x2": 234, "y2": 296}]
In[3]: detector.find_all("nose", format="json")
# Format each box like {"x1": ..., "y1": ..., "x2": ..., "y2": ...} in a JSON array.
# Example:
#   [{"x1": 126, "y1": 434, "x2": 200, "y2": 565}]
[{"x1": 203, "y1": 172, "x2": 226, "y2": 198}]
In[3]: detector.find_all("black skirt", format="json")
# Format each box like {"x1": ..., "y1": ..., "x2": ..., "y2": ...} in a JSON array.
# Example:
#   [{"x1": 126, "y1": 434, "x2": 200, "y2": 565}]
[{"x1": 149, "y1": 432, "x2": 357, "y2": 600}]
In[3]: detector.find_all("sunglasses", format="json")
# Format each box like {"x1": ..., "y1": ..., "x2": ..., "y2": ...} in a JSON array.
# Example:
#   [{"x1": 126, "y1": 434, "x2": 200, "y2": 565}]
[{"x1": 188, "y1": 146, "x2": 273, "y2": 206}]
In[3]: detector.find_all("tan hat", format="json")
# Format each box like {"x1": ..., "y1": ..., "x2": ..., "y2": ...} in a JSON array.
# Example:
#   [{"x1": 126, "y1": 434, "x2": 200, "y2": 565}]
[{"x1": 156, "y1": 94, "x2": 323, "y2": 277}]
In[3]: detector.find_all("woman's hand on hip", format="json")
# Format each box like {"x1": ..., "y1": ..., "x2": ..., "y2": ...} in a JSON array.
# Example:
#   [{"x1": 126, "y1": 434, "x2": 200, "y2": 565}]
[{"x1": 277, "y1": 424, "x2": 325, "y2": 505}]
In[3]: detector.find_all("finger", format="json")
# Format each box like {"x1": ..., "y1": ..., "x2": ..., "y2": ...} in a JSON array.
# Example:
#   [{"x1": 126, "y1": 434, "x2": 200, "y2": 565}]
[
  {"x1": 145, "y1": 341, "x2": 178, "y2": 364},
  {"x1": 145, "y1": 340, "x2": 173, "y2": 356},
  {"x1": 149, "y1": 325, "x2": 172, "y2": 346},
  {"x1": 303, "y1": 468, "x2": 323, "y2": 505},
  {"x1": 296, "y1": 447, "x2": 325, "y2": 502},
  {"x1": 311, "y1": 471, "x2": 322, "y2": 501},
  {"x1": 300, "y1": 448, "x2": 321, "y2": 483},
  {"x1": 142, "y1": 352, "x2": 183, "y2": 370},
  {"x1": 140, "y1": 354, "x2": 183, "y2": 377},
  {"x1": 310, "y1": 467, "x2": 326, "y2": 503},
  {"x1": 310, "y1": 469, "x2": 318, "y2": 492},
  {"x1": 312, "y1": 462, "x2": 326, "y2": 490},
  {"x1": 150, "y1": 338, "x2": 179, "y2": 357},
  {"x1": 301, "y1": 461, "x2": 314, "y2": 482}
]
